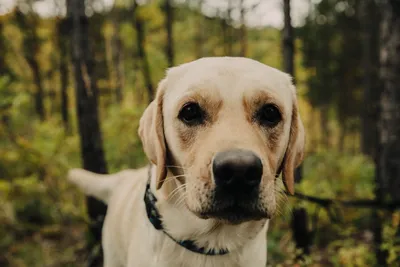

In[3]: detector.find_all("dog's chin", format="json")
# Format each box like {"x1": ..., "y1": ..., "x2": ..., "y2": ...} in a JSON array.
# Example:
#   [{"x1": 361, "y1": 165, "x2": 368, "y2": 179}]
[{"x1": 195, "y1": 207, "x2": 270, "y2": 225}]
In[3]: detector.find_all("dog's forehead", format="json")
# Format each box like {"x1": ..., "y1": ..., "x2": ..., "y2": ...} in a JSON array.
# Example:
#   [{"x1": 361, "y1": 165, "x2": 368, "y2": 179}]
[{"x1": 163, "y1": 57, "x2": 294, "y2": 104}]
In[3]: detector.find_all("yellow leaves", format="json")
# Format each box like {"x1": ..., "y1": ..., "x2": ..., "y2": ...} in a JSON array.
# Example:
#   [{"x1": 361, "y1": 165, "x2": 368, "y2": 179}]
[
  {"x1": 15, "y1": 135, "x2": 31, "y2": 149},
  {"x1": 102, "y1": 21, "x2": 114, "y2": 39},
  {"x1": 337, "y1": 244, "x2": 372, "y2": 267},
  {"x1": 2, "y1": 150, "x2": 19, "y2": 162},
  {"x1": 136, "y1": 3, "x2": 164, "y2": 29},
  {"x1": 37, "y1": 38, "x2": 55, "y2": 74},
  {"x1": 381, "y1": 214, "x2": 400, "y2": 265},
  {"x1": 14, "y1": 176, "x2": 46, "y2": 194},
  {"x1": 0, "y1": 12, "x2": 13, "y2": 23},
  {"x1": 392, "y1": 212, "x2": 400, "y2": 228},
  {"x1": 120, "y1": 22, "x2": 135, "y2": 48},
  {"x1": 0, "y1": 180, "x2": 11, "y2": 195}
]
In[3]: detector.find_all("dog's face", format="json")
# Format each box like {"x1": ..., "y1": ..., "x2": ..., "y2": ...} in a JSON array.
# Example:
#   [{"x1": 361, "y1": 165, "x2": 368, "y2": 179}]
[{"x1": 139, "y1": 57, "x2": 305, "y2": 224}]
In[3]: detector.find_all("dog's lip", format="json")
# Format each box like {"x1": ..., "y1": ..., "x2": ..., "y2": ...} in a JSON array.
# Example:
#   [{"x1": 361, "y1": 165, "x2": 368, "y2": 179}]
[{"x1": 198, "y1": 205, "x2": 269, "y2": 224}]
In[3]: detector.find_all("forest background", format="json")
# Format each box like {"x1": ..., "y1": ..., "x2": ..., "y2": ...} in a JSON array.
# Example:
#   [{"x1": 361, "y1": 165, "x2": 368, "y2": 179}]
[{"x1": 0, "y1": 0, "x2": 399, "y2": 266}]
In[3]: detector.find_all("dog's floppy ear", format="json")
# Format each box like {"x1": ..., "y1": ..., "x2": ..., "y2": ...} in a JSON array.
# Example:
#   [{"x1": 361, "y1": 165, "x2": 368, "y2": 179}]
[
  {"x1": 281, "y1": 84, "x2": 305, "y2": 195},
  {"x1": 138, "y1": 79, "x2": 167, "y2": 189}
]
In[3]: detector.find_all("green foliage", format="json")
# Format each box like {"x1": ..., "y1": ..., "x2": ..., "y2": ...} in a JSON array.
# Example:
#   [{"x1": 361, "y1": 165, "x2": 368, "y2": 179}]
[
  {"x1": 381, "y1": 215, "x2": 400, "y2": 266},
  {"x1": 267, "y1": 151, "x2": 380, "y2": 266},
  {"x1": 300, "y1": 151, "x2": 375, "y2": 199},
  {"x1": 0, "y1": 100, "x2": 148, "y2": 265},
  {"x1": 0, "y1": 75, "x2": 14, "y2": 111},
  {"x1": 102, "y1": 104, "x2": 147, "y2": 172},
  {"x1": 328, "y1": 231, "x2": 376, "y2": 267}
]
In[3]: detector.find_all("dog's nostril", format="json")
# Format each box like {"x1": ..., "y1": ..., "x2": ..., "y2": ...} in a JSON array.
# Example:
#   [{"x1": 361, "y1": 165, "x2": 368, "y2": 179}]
[
  {"x1": 212, "y1": 149, "x2": 263, "y2": 189},
  {"x1": 246, "y1": 170, "x2": 261, "y2": 186}
]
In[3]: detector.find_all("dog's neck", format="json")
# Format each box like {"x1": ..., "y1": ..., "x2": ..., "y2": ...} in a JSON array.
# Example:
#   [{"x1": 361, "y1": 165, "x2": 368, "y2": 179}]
[{"x1": 149, "y1": 165, "x2": 269, "y2": 254}]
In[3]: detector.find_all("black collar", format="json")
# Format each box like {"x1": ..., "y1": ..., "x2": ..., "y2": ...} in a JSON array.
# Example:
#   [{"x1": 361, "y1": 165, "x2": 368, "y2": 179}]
[{"x1": 144, "y1": 165, "x2": 229, "y2": 256}]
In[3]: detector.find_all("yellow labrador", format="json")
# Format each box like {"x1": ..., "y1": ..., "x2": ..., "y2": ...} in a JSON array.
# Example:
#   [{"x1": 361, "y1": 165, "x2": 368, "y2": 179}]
[{"x1": 68, "y1": 57, "x2": 305, "y2": 267}]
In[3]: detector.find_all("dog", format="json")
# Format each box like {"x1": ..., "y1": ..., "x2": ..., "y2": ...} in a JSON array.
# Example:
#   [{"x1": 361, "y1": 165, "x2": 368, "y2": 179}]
[{"x1": 68, "y1": 57, "x2": 305, "y2": 267}]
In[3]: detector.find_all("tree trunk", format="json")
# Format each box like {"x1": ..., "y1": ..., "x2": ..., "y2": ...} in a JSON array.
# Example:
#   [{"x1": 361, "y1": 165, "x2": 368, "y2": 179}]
[
  {"x1": 220, "y1": 10, "x2": 229, "y2": 55},
  {"x1": 111, "y1": 17, "x2": 124, "y2": 103},
  {"x1": 226, "y1": 0, "x2": 234, "y2": 56},
  {"x1": 14, "y1": 11, "x2": 45, "y2": 121},
  {"x1": 67, "y1": 0, "x2": 108, "y2": 266},
  {"x1": 338, "y1": 122, "x2": 347, "y2": 152},
  {"x1": 283, "y1": 0, "x2": 295, "y2": 79},
  {"x1": 282, "y1": 0, "x2": 311, "y2": 256},
  {"x1": 164, "y1": 0, "x2": 174, "y2": 67},
  {"x1": 29, "y1": 59, "x2": 45, "y2": 121},
  {"x1": 320, "y1": 105, "x2": 330, "y2": 149},
  {"x1": 361, "y1": 0, "x2": 381, "y2": 160},
  {"x1": 57, "y1": 18, "x2": 70, "y2": 133},
  {"x1": 195, "y1": 1, "x2": 204, "y2": 58},
  {"x1": 377, "y1": 0, "x2": 400, "y2": 264},
  {"x1": 0, "y1": 21, "x2": 5, "y2": 76},
  {"x1": 239, "y1": 0, "x2": 247, "y2": 57},
  {"x1": 133, "y1": 2, "x2": 154, "y2": 102},
  {"x1": 360, "y1": 2, "x2": 384, "y2": 263},
  {"x1": 373, "y1": 159, "x2": 386, "y2": 265}
]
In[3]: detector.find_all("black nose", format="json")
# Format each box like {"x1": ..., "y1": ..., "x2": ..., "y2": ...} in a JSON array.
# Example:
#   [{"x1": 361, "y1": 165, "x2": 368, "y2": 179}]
[{"x1": 212, "y1": 149, "x2": 263, "y2": 190}]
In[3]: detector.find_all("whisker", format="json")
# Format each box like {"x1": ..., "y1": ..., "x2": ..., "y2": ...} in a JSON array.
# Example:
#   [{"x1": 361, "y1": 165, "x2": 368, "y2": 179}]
[
  {"x1": 167, "y1": 184, "x2": 186, "y2": 200},
  {"x1": 161, "y1": 175, "x2": 187, "y2": 186},
  {"x1": 175, "y1": 197, "x2": 184, "y2": 207},
  {"x1": 273, "y1": 182, "x2": 292, "y2": 220},
  {"x1": 175, "y1": 192, "x2": 187, "y2": 207}
]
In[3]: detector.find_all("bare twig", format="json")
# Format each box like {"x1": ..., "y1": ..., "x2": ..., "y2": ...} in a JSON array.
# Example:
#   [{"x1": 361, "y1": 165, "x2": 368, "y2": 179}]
[{"x1": 291, "y1": 191, "x2": 400, "y2": 211}]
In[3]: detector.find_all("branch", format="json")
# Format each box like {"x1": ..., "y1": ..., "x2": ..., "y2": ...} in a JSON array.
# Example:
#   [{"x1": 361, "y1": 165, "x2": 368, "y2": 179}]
[{"x1": 291, "y1": 192, "x2": 400, "y2": 211}]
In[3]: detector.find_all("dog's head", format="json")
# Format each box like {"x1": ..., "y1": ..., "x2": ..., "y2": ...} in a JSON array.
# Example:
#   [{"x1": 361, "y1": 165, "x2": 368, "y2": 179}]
[{"x1": 139, "y1": 57, "x2": 305, "y2": 224}]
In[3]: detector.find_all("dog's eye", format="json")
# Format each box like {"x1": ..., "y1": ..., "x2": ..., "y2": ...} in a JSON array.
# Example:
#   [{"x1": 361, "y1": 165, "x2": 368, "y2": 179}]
[
  {"x1": 178, "y1": 102, "x2": 205, "y2": 126},
  {"x1": 256, "y1": 104, "x2": 282, "y2": 127}
]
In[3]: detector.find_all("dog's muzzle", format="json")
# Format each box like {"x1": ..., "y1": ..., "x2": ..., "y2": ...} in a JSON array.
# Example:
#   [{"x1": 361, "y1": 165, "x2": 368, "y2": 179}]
[{"x1": 200, "y1": 149, "x2": 267, "y2": 224}]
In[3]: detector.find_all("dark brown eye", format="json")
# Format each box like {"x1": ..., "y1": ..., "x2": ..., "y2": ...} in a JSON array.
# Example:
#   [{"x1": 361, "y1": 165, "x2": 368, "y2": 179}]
[
  {"x1": 178, "y1": 102, "x2": 205, "y2": 126},
  {"x1": 256, "y1": 104, "x2": 282, "y2": 127}
]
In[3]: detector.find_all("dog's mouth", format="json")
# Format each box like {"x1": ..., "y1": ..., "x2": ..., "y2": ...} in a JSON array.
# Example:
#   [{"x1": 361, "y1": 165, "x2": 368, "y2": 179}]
[
  {"x1": 199, "y1": 206, "x2": 268, "y2": 225},
  {"x1": 196, "y1": 190, "x2": 270, "y2": 224}
]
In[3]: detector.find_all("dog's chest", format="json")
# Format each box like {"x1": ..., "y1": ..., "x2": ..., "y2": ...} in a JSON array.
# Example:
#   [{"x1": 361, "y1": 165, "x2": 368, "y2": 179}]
[
  {"x1": 125, "y1": 233, "x2": 266, "y2": 267},
  {"x1": 151, "y1": 256, "x2": 243, "y2": 267},
  {"x1": 131, "y1": 249, "x2": 254, "y2": 267}
]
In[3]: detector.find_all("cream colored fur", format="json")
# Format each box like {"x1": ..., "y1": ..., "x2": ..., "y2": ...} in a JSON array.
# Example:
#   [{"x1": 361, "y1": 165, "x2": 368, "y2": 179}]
[{"x1": 68, "y1": 57, "x2": 305, "y2": 267}]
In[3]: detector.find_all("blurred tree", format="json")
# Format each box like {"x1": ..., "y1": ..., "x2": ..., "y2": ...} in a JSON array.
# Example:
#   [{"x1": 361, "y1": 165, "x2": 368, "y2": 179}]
[
  {"x1": 89, "y1": 13, "x2": 111, "y2": 106},
  {"x1": 359, "y1": 0, "x2": 384, "y2": 265},
  {"x1": 299, "y1": 0, "x2": 335, "y2": 148},
  {"x1": 110, "y1": 8, "x2": 124, "y2": 103},
  {"x1": 222, "y1": 0, "x2": 234, "y2": 56},
  {"x1": 195, "y1": 0, "x2": 204, "y2": 58},
  {"x1": 283, "y1": 0, "x2": 312, "y2": 256},
  {"x1": 163, "y1": 0, "x2": 174, "y2": 67},
  {"x1": 360, "y1": 0, "x2": 381, "y2": 160},
  {"x1": 377, "y1": 0, "x2": 400, "y2": 264},
  {"x1": 0, "y1": 15, "x2": 15, "y2": 119},
  {"x1": 283, "y1": 0, "x2": 295, "y2": 79},
  {"x1": 0, "y1": 18, "x2": 8, "y2": 78},
  {"x1": 67, "y1": 0, "x2": 108, "y2": 266},
  {"x1": 133, "y1": 1, "x2": 154, "y2": 101},
  {"x1": 56, "y1": 17, "x2": 71, "y2": 133},
  {"x1": 14, "y1": 9, "x2": 45, "y2": 121},
  {"x1": 334, "y1": 0, "x2": 362, "y2": 151},
  {"x1": 239, "y1": 0, "x2": 247, "y2": 57},
  {"x1": 299, "y1": 0, "x2": 363, "y2": 150}
]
